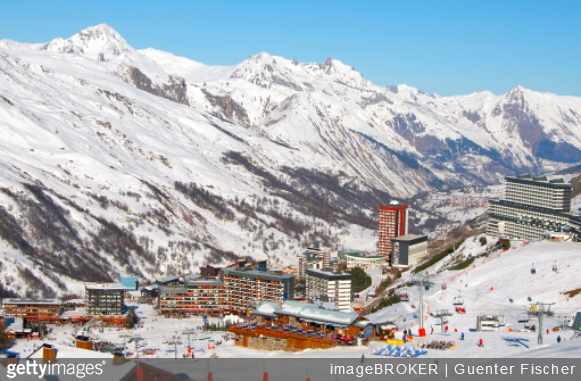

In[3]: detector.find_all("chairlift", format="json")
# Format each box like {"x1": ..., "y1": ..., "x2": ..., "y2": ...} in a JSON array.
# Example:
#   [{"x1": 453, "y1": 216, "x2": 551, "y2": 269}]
[
  {"x1": 453, "y1": 292, "x2": 464, "y2": 306},
  {"x1": 552, "y1": 260, "x2": 558, "y2": 272},
  {"x1": 399, "y1": 288, "x2": 409, "y2": 302},
  {"x1": 517, "y1": 313, "x2": 530, "y2": 323},
  {"x1": 531, "y1": 263, "x2": 536, "y2": 274}
]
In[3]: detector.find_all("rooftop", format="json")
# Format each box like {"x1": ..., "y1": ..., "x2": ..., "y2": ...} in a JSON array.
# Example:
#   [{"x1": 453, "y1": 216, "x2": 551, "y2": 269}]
[
  {"x1": 157, "y1": 275, "x2": 180, "y2": 282},
  {"x1": 506, "y1": 175, "x2": 573, "y2": 189},
  {"x1": 306, "y1": 268, "x2": 351, "y2": 280},
  {"x1": 223, "y1": 267, "x2": 294, "y2": 281},
  {"x1": 254, "y1": 300, "x2": 362, "y2": 326},
  {"x1": 3, "y1": 298, "x2": 60, "y2": 305},
  {"x1": 85, "y1": 282, "x2": 126, "y2": 291},
  {"x1": 393, "y1": 234, "x2": 428, "y2": 242},
  {"x1": 344, "y1": 252, "x2": 386, "y2": 259}
]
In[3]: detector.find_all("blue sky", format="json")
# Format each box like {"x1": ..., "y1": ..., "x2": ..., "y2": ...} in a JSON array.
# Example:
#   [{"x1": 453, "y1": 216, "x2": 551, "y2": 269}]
[{"x1": 1, "y1": 1, "x2": 579, "y2": 96}]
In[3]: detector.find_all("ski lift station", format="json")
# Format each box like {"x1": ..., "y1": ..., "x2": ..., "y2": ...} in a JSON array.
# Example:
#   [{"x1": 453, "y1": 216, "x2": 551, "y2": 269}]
[{"x1": 476, "y1": 315, "x2": 501, "y2": 332}]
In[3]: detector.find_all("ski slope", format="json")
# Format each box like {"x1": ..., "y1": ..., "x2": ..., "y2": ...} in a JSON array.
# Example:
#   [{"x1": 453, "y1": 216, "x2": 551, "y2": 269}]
[
  {"x1": 365, "y1": 239, "x2": 581, "y2": 357},
  {"x1": 7, "y1": 240, "x2": 581, "y2": 359}
]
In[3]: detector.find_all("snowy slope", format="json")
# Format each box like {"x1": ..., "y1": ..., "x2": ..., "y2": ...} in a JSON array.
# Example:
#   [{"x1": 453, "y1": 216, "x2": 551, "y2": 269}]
[
  {"x1": 0, "y1": 25, "x2": 581, "y2": 298},
  {"x1": 0, "y1": 25, "x2": 404, "y2": 298}
]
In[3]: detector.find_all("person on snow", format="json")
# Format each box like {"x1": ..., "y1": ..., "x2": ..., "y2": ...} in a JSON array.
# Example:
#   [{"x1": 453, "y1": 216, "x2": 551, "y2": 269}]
[
  {"x1": 557, "y1": 336, "x2": 562, "y2": 344},
  {"x1": 461, "y1": 332, "x2": 465, "y2": 341},
  {"x1": 479, "y1": 338, "x2": 483, "y2": 347},
  {"x1": 445, "y1": 325, "x2": 449, "y2": 332}
]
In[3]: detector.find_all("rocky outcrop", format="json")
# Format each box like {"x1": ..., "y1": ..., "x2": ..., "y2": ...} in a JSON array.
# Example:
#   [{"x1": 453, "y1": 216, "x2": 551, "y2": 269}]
[{"x1": 125, "y1": 66, "x2": 189, "y2": 106}]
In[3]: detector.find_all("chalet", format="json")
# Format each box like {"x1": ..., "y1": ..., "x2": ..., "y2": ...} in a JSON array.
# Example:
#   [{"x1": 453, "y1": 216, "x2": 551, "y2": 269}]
[{"x1": 230, "y1": 300, "x2": 392, "y2": 351}]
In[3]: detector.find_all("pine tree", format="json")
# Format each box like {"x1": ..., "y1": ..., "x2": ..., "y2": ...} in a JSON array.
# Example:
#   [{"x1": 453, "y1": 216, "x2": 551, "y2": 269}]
[
  {"x1": 125, "y1": 308, "x2": 136, "y2": 329},
  {"x1": 0, "y1": 319, "x2": 12, "y2": 349}
]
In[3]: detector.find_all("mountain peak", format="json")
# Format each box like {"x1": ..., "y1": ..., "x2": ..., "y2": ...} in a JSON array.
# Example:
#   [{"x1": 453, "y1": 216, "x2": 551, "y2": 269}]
[
  {"x1": 509, "y1": 85, "x2": 522, "y2": 92},
  {"x1": 40, "y1": 24, "x2": 133, "y2": 61},
  {"x1": 246, "y1": 52, "x2": 275, "y2": 62},
  {"x1": 81, "y1": 23, "x2": 115, "y2": 33}
]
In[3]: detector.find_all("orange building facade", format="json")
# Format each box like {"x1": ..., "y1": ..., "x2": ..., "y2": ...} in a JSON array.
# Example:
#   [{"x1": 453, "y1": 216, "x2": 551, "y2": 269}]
[{"x1": 378, "y1": 204, "x2": 409, "y2": 258}]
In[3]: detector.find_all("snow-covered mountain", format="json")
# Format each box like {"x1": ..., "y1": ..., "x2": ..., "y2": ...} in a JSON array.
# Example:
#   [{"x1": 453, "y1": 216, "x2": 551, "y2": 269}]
[{"x1": 0, "y1": 24, "x2": 580, "y2": 298}]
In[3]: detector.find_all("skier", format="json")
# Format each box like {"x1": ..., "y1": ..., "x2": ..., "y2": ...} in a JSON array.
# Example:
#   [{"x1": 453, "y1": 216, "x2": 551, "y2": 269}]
[
  {"x1": 431, "y1": 327, "x2": 434, "y2": 335},
  {"x1": 460, "y1": 332, "x2": 465, "y2": 341},
  {"x1": 557, "y1": 336, "x2": 562, "y2": 344},
  {"x1": 479, "y1": 338, "x2": 483, "y2": 347},
  {"x1": 445, "y1": 325, "x2": 449, "y2": 332}
]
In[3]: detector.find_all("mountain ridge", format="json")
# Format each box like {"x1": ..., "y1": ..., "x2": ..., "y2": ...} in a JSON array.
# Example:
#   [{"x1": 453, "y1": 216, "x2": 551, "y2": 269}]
[{"x1": 0, "y1": 24, "x2": 580, "y2": 298}]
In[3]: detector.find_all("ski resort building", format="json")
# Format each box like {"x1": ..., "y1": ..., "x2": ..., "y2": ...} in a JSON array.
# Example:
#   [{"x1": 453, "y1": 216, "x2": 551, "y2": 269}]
[
  {"x1": 476, "y1": 314, "x2": 501, "y2": 332},
  {"x1": 157, "y1": 278, "x2": 228, "y2": 316},
  {"x1": 345, "y1": 252, "x2": 387, "y2": 269},
  {"x1": 391, "y1": 234, "x2": 428, "y2": 267},
  {"x1": 85, "y1": 283, "x2": 125, "y2": 316},
  {"x1": 378, "y1": 203, "x2": 409, "y2": 258},
  {"x1": 119, "y1": 277, "x2": 139, "y2": 291},
  {"x1": 229, "y1": 300, "x2": 382, "y2": 351},
  {"x1": 2, "y1": 298, "x2": 61, "y2": 324},
  {"x1": 305, "y1": 268, "x2": 352, "y2": 312},
  {"x1": 222, "y1": 262, "x2": 295, "y2": 315},
  {"x1": 488, "y1": 175, "x2": 580, "y2": 241},
  {"x1": 200, "y1": 265, "x2": 221, "y2": 278},
  {"x1": 297, "y1": 248, "x2": 331, "y2": 279}
]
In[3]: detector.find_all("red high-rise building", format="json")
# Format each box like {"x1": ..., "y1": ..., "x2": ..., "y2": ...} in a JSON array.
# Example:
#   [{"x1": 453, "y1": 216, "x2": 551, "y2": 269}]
[{"x1": 378, "y1": 203, "x2": 409, "y2": 258}]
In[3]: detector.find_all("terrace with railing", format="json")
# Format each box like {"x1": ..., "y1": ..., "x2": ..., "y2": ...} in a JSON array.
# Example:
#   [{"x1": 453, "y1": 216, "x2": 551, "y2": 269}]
[{"x1": 229, "y1": 322, "x2": 360, "y2": 348}]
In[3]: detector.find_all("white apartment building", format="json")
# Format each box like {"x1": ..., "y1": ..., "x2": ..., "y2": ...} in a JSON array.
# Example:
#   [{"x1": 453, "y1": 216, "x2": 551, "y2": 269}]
[
  {"x1": 488, "y1": 175, "x2": 580, "y2": 241},
  {"x1": 505, "y1": 175, "x2": 572, "y2": 211},
  {"x1": 306, "y1": 268, "x2": 351, "y2": 312}
]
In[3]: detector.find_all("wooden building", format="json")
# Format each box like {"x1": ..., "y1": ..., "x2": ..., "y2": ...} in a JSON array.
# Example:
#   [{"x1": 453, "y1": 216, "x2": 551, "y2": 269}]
[{"x1": 230, "y1": 300, "x2": 388, "y2": 351}]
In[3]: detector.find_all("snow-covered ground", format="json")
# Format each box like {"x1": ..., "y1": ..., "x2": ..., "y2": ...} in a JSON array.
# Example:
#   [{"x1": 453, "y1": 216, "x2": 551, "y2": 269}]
[
  {"x1": 367, "y1": 239, "x2": 581, "y2": 357},
  {"x1": 7, "y1": 239, "x2": 581, "y2": 359}
]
